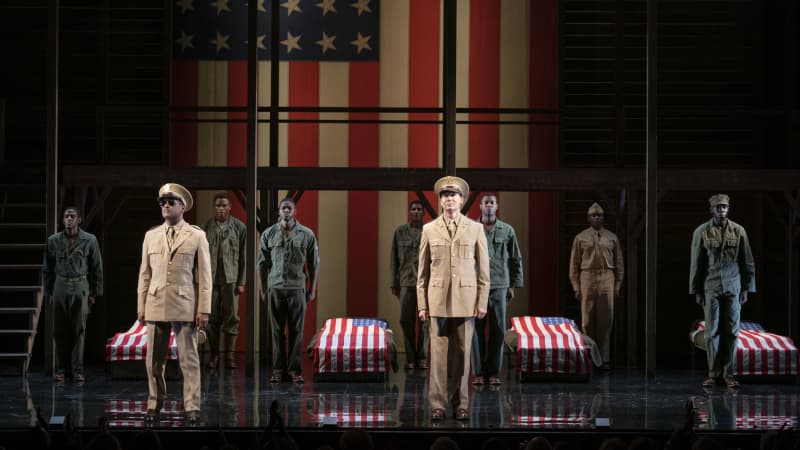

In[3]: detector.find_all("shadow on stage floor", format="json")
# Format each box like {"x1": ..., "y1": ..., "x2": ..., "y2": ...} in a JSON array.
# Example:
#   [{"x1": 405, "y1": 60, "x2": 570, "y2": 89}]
[{"x1": 1, "y1": 357, "x2": 798, "y2": 449}]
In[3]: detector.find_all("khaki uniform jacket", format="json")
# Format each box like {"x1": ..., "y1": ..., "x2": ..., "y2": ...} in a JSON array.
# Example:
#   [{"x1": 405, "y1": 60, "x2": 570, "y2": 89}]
[
  {"x1": 137, "y1": 221, "x2": 212, "y2": 322},
  {"x1": 417, "y1": 214, "x2": 490, "y2": 317},
  {"x1": 202, "y1": 216, "x2": 246, "y2": 286},
  {"x1": 390, "y1": 223, "x2": 422, "y2": 289},
  {"x1": 689, "y1": 219, "x2": 755, "y2": 297},
  {"x1": 569, "y1": 227, "x2": 624, "y2": 294}
]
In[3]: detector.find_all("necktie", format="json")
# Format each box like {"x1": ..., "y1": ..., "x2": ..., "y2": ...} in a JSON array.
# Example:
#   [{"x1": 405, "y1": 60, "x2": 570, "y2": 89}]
[
  {"x1": 447, "y1": 220, "x2": 456, "y2": 238},
  {"x1": 167, "y1": 226, "x2": 175, "y2": 250}
]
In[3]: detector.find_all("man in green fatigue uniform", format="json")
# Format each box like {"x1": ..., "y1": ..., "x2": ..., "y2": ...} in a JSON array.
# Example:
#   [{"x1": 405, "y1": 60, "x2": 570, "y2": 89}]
[
  {"x1": 471, "y1": 193, "x2": 523, "y2": 386},
  {"x1": 690, "y1": 194, "x2": 755, "y2": 389},
  {"x1": 43, "y1": 206, "x2": 104, "y2": 383},
  {"x1": 202, "y1": 192, "x2": 246, "y2": 369},
  {"x1": 569, "y1": 202, "x2": 624, "y2": 370},
  {"x1": 258, "y1": 197, "x2": 320, "y2": 384},
  {"x1": 391, "y1": 200, "x2": 429, "y2": 370}
]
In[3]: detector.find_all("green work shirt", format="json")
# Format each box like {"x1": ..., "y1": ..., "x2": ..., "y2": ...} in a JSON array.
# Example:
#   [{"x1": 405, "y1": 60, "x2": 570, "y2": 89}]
[
  {"x1": 42, "y1": 229, "x2": 104, "y2": 297},
  {"x1": 257, "y1": 221, "x2": 319, "y2": 290},
  {"x1": 483, "y1": 219, "x2": 524, "y2": 288},
  {"x1": 689, "y1": 219, "x2": 756, "y2": 297},
  {"x1": 202, "y1": 216, "x2": 246, "y2": 286},
  {"x1": 390, "y1": 223, "x2": 422, "y2": 288}
]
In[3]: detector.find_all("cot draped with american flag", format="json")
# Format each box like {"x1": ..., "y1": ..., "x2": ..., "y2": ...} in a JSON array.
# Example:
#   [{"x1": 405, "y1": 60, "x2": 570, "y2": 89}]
[
  {"x1": 690, "y1": 321, "x2": 799, "y2": 376},
  {"x1": 105, "y1": 321, "x2": 179, "y2": 362},
  {"x1": 312, "y1": 318, "x2": 390, "y2": 374},
  {"x1": 511, "y1": 316, "x2": 592, "y2": 376}
]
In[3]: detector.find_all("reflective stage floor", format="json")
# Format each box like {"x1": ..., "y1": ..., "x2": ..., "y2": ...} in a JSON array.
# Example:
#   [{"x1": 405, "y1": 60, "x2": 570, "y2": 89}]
[{"x1": 2, "y1": 359, "x2": 798, "y2": 432}]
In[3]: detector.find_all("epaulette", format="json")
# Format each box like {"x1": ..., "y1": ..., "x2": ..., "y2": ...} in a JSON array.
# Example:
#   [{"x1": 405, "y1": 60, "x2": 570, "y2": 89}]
[
  {"x1": 148, "y1": 224, "x2": 161, "y2": 231},
  {"x1": 190, "y1": 224, "x2": 203, "y2": 231}
]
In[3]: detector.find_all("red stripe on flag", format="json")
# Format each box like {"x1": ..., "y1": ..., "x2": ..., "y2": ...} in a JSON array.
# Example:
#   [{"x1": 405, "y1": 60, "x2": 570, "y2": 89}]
[
  {"x1": 468, "y1": 0, "x2": 500, "y2": 218},
  {"x1": 288, "y1": 62, "x2": 319, "y2": 350},
  {"x1": 409, "y1": 0, "x2": 440, "y2": 213},
  {"x1": 347, "y1": 62, "x2": 379, "y2": 318},
  {"x1": 529, "y1": 0, "x2": 559, "y2": 316}
]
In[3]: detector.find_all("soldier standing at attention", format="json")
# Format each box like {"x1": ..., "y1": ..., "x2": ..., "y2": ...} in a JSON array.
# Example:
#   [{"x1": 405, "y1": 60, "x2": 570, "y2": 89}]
[
  {"x1": 258, "y1": 197, "x2": 319, "y2": 385},
  {"x1": 690, "y1": 194, "x2": 755, "y2": 389},
  {"x1": 43, "y1": 206, "x2": 103, "y2": 383},
  {"x1": 417, "y1": 176, "x2": 490, "y2": 421},
  {"x1": 569, "y1": 203, "x2": 624, "y2": 370},
  {"x1": 471, "y1": 193, "x2": 523, "y2": 386},
  {"x1": 137, "y1": 183, "x2": 211, "y2": 424},
  {"x1": 391, "y1": 200, "x2": 429, "y2": 370},
  {"x1": 202, "y1": 192, "x2": 246, "y2": 370}
]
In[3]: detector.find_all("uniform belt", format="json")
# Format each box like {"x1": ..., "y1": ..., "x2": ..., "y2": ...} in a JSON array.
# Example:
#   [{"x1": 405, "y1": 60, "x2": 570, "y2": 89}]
[
  {"x1": 583, "y1": 268, "x2": 610, "y2": 273},
  {"x1": 57, "y1": 275, "x2": 87, "y2": 282}
]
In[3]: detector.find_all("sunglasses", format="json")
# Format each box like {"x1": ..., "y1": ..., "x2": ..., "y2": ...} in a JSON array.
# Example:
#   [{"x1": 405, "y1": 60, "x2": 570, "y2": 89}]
[{"x1": 158, "y1": 198, "x2": 180, "y2": 207}]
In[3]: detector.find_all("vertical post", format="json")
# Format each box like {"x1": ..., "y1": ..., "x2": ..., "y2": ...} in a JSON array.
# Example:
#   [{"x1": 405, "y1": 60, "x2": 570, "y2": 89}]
[
  {"x1": 626, "y1": 189, "x2": 639, "y2": 367},
  {"x1": 645, "y1": 0, "x2": 658, "y2": 378},
  {"x1": 44, "y1": 0, "x2": 60, "y2": 376},
  {"x1": 245, "y1": 0, "x2": 259, "y2": 375},
  {"x1": 442, "y1": 0, "x2": 457, "y2": 175}
]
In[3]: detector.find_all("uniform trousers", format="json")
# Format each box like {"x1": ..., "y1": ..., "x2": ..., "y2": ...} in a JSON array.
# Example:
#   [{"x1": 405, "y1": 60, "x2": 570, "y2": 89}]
[
  {"x1": 471, "y1": 287, "x2": 508, "y2": 377},
  {"x1": 399, "y1": 286, "x2": 429, "y2": 365},
  {"x1": 579, "y1": 270, "x2": 615, "y2": 363},
  {"x1": 208, "y1": 282, "x2": 240, "y2": 352},
  {"x1": 53, "y1": 278, "x2": 89, "y2": 374},
  {"x1": 703, "y1": 292, "x2": 741, "y2": 379},
  {"x1": 146, "y1": 321, "x2": 201, "y2": 412},
  {"x1": 429, "y1": 317, "x2": 473, "y2": 411},
  {"x1": 268, "y1": 288, "x2": 306, "y2": 375}
]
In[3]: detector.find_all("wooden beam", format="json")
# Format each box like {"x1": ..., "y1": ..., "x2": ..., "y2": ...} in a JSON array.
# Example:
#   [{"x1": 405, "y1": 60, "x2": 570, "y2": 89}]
[{"x1": 62, "y1": 166, "x2": 800, "y2": 192}]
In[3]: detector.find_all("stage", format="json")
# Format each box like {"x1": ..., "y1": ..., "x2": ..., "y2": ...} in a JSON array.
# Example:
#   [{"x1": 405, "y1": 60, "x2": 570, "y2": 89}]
[{"x1": 3, "y1": 358, "x2": 798, "y2": 436}]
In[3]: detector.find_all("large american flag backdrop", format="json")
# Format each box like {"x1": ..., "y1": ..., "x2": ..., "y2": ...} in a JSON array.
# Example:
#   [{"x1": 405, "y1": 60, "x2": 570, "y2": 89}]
[
  {"x1": 171, "y1": 0, "x2": 559, "y2": 353},
  {"x1": 512, "y1": 316, "x2": 592, "y2": 375}
]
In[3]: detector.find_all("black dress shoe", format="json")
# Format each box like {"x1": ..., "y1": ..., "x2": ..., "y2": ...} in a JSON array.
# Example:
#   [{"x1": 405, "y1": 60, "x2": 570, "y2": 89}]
[
  {"x1": 145, "y1": 409, "x2": 160, "y2": 422},
  {"x1": 185, "y1": 410, "x2": 200, "y2": 425},
  {"x1": 455, "y1": 408, "x2": 470, "y2": 420},
  {"x1": 430, "y1": 408, "x2": 445, "y2": 421}
]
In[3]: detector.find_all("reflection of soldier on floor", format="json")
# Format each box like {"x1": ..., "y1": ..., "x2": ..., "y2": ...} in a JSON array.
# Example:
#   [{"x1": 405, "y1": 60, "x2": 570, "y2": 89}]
[
  {"x1": 390, "y1": 200, "x2": 429, "y2": 370},
  {"x1": 43, "y1": 206, "x2": 104, "y2": 383}
]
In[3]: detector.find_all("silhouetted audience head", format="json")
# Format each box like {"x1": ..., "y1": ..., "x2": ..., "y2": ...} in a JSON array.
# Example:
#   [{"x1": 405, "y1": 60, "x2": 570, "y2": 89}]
[
  {"x1": 263, "y1": 436, "x2": 298, "y2": 450},
  {"x1": 596, "y1": 437, "x2": 626, "y2": 450},
  {"x1": 628, "y1": 437, "x2": 658, "y2": 450},
  {"x1": 132, "y1": 429, "x2": 162, "y2": 450},
  {"x1": 85, "y1": 432, "x2": 121, "y2": 450},
  {"x1": 431, "y1": 436, "x2": 460, "y2": 450},
  {"x1": 524, "y1": 436, "x2": 553, "y2": 450},
  {"x1": 692, "y1": 437, "x2": 724, "y2": 450},
  {"x1": 482, "y1": 437, "x2": 511, "y2": 450},
  {"x1": 340, "y1": 429, "x2": 373, "y2": 450}
]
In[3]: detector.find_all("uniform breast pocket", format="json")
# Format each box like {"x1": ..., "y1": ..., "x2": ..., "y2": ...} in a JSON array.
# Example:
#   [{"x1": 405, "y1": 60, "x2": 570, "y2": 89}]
[
  {"x1": 430, "y1": 240, "x2": 447, "y2": 260},
  {"x1": 291, "y1": 236, "x2": 307, "y2": 263},
  {"x1": 493, "y1": 236, "x2": 507, "y2": 258},
  {"x1": 148, "y1": 247, "x2": 163, "y2": 266},
  {"x1": 175, "y1": 248, "x2": 196, "y2": 266},
  {"x1": 705, "y1": 238, "x2": 721, "y2": 250},
  {"x1": 459, "y1": 243, "x2": 474, "y2": 259}
]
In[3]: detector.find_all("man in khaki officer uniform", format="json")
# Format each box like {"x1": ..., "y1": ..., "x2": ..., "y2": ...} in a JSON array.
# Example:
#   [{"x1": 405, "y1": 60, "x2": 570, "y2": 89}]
[
  {"x1": 471, "y1": 193, "x2": 523, "y2": 386},
  {"x1": 569, "y1": 203, "x2": 624, "y2": 370},
  {"x1": 202, "y1": 192, "x2": 246, "y2": 370},
  {"x1": 690, "y1": 194, "x2": 755, "y2": 389},
  {"x1": 43, "y1": 206, "x2": 103, "y2": 383},
  {"x1": 137, "y1": 183, "x2": 211, "y2": 424},
  {"x1": 258, "y1": 197, "x2": 320, "y2": 384},
  {"x1": 417, "y1": 176, "x2": 490, "y2": 421},
  {"x1": 391, "y1": 200, "x2": 429, "y2": 370}
]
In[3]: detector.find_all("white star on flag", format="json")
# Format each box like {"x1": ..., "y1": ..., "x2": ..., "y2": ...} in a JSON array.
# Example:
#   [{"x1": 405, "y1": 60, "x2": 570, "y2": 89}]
[
  {"x1": 175, "y1": 31, "x2": 195, "y2": 51},
  {"x1": 281, "y1": 31, "x2": 302, "y2": 53},
  {"x1": 211, "y1": 31, "x2": 230, "y2": 53},
  {"x1": 282, "y1": 0, "x2": 302, "y2": 16},
  {"x1": 350, "y1": 0, "x2": 371, "y2": 16},
  {"x1": 316, "y1": 32, "x2": 337, "y2": 54},
  {"x1": 211, "y1": 0, "x2": 231, "y2": 15},
  {"x1": 176, "y1": 0, "x2": 194, "y2": 14},
  {"x1": 350, "y1": 32, "x2": 371, "y2": 54},
  {"x1": 316, "y1": 0, "x2": 337, "y2": 16}
]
